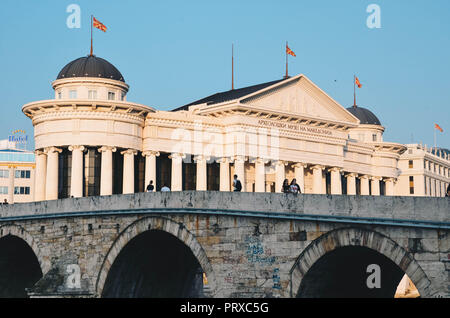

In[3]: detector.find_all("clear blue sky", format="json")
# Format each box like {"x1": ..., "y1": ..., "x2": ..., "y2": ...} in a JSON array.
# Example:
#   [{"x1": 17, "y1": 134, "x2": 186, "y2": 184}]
[{"x1": 0, "y1": 0, "x2": 449, "y2": 150}]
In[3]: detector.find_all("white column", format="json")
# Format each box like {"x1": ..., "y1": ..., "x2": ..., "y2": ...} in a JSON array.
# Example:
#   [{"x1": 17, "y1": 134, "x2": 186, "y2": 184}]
[
  {"x1": 143, "y1": 151, "x2": 159, "y2": 190},
  {"x1": 34, "y1": 150, "x2": 47, "y2": 201},
  {"x1": 217, "y1": 157, "x2": 230, "y2": 191},
  {"x1": 234, "y1": 156, "x2": 246, "y2": 192},
  {"x1": 194, "y1": 155, "x2": 208, "y2": 191},
  {"x1": 329, "y1": 167, "x2": 342, "y2": 195},
  {"x1": 169, "y1": 153, "x2": 185, "y2": 191},
  {"x1": 293, "y1": 163, "x2": 307, "y2": 194},
  {"x1": 360, "y1": 175, "x2": 370, "y2": 195},
  {"x1": 8, "y1": 165, "x2": 15, "y2": 204},
  {"x1": 346, "y1": 173, "x2": 357, "y2": 195},
  {"x1": 371, "y1": 177, "x2": 381, "y2": 196},
  {"x1": 121, "y1": 149, "x2": 137, "y2": 194},
  {"x1": 69, "y1": 145, "x2": 85, "y2": 198},
  {"x1": 45, "y1": 147, "x2": 62, "y2": 201},
  {"x1": 98, "y1": 146, "x2": 116, "y2": 196},
  {"x1": 254, "y1": 158, "x2": 267, "y2": 193},
  {"x1": 385, "y1": 178, "x2": 395, "y2": 196},
  {"x1": 274, "y1": 161, "x2": 287, "y2": 193},
  {"x1": 312, "y1": 165, "x2": 325, "y2": 194}
]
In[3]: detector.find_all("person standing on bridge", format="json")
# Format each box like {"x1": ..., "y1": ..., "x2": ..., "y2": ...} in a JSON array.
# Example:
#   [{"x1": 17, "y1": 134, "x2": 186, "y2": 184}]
[
  {"x1": 161, "y1": 184, "x2": 171, "y2": 192},
  {"x1": 282, "y1": 179, "x2": 290, "y2": 193},
  {"x1": 446, "y1": 184, "x2": 450, "y2": 197},
  {"x1": 290, "y1": 178, "x2": 301, "y2": 194},
  {"x1": 146, "y1": 180, "x2": 154, "y2": 192},
  {"x1": 2, "y1": 199, "x2": 8, "y2": 205},
  {"x1": 233, "y1": 175, "x2": 242, "y2": 192}
]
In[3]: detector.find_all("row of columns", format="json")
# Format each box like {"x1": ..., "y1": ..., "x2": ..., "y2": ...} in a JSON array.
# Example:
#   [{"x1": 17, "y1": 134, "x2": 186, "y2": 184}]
[{"x1": 34, "y1": 147, "x2": 397, "y2": 201}]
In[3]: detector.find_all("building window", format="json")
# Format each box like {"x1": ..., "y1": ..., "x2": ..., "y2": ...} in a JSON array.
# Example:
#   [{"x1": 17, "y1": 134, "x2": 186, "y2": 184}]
[
  {"x1": 409, "y1": 176, "x2": 414, "y2": 195},
  {"x1": 121, "y1": 92, "x2": 125, "y2": 101},
  {"x1": 108, "y1": 92, "x2": 115, "y2": 100},
  {"x1": 88, "y1": 90, "x2": 97, "y2": 99},
  {"x1": 358, "y1": 134, "x2": 364, "y2": 142},
  {"x1": 0, "y1": 186, "x2": 8, "y2": 194},
  {"x1": 424, "y1": 176, "x2": 427, "y2": 195},
  {"x1": 0, "y1": 170, "x2": 9, "y2": 178},
  {"x1": 57, "y1": 91, "x2": 62, "y2": 99},
  {"x1": 14, "y1": 170, "x2": 31, "y2": 179},
  {"x1": 372, "y1": 134, "x2": 377, "y2": 142},
  {"x1": 424, "y1": 161, "x2": 426, "y2": 169},
  {"x1": 408, "y1": 160, "x2": 413, "y2": 169},
  {"x1": 69, "y1": 90, "x2": 77, "y2": 99},
  {"x1": 14, "y1": 186, "x2": 30, "y2": 195}
]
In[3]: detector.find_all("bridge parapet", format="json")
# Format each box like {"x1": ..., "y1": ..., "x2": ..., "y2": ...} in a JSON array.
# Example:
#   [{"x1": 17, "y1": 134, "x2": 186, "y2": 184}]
[{"x1": 0, "y1": 192, "x2": 448, "y2": 225}]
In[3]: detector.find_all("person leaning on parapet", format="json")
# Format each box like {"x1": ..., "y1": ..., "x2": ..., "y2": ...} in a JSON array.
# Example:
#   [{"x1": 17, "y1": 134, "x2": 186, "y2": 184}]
[
  {"x1": 233, "y1": 175, "x2": 242, "y2": 192},
  {"x1": 146, "y1": 180, "x2": 154, "y2": 192},
  {"x1": 2, "y1": 199, "x2": 8, "y2": 205}
]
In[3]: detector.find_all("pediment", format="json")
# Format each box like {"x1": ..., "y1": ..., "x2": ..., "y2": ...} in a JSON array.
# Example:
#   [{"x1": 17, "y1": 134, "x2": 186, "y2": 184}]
[{"x1": 239, "y1": 75, "x2": 359, "y2": 124}]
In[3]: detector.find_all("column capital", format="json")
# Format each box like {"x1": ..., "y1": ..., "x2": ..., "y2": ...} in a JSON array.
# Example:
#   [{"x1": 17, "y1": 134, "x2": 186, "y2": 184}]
[
  {"x1": 193, "y1": 155, "x2": 210, "y2": 163},
  {"x1": 44, "y1": 147, "x2": 62, "y2": 154},
  {"x1": 384, "y1": 177, "x2": 397, "y2": 183},
  {"x1": 98, "y1": 146, "x2": 117, "y2": 153},
  {"x1": 311, "y1": 165, "x2": 325, "y2": 171},
  {"x1": 272, "y1": 160, "x2": 288, "y2": 166},
  {"x1": 292, "y1": 162, "x2": 308, "y2": 169},
  {"x1": 328, "y1": 167, "x2": 343, "y2": 173},
  {"x1": 251, "y1": 157, "x2": 270, "y2": 164},
  {"x1": 359, "y1": 174, "x2": 370, "y2": 180},
  {"x1": 169, "y1": 153, "x2": 186, "y2": 160},
  {"x1": 216, "y1": 157, "x2": 231, "y2": 164},
  {"x1": 142, "y1": 150, "x2": 160, "y2": 157},
  {"x1": 120, "y1": 149, "x2": 138, "y2": 156},
  {"x1": 68, "y1": 145, "x2": 85, "y2": 152},
  {"x1": 233, "y1": 155, "x2": 247, "y2": 163},
  {"x1": 35, "y1": 149, "x2": 46, "y2": 156},
  {"x1": 370, "y1": 176, "x2": 382, "y2": 181},
  {"x1": 345, "y1": 172, "x2": 358, "y2": 178}
]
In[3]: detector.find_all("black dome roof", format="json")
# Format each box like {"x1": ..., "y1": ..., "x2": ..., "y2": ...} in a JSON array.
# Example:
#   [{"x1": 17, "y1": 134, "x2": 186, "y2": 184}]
[
  {"x1": 346, "y1": 106, "x2": 381, "y2": 126},
  {"x1": 57, "y1": 55, "x2": 125, "y2": 82}
]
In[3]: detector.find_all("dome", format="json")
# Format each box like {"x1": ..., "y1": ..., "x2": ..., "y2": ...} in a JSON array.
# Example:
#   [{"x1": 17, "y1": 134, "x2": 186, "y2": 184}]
[
  {"x1": 56, "y1": 55, "x2": 125, "y2": 82},
  {"x1": 346, "y1": 106, "x2": 381, "y2": 126}
]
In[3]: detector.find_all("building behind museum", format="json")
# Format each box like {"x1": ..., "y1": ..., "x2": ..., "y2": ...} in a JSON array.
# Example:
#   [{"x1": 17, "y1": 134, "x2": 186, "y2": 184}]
[
  {"x1": 0, "y1": 139, "x2": 35, "y2": 204},
  {"x1": 19, "y1": 54, "x2": 449, "y2": 202}
]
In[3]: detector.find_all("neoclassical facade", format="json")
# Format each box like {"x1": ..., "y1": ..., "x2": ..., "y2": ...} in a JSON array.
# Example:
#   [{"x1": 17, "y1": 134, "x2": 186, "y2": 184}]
[{"x1": 23, "y1": 54, "x2": 442, "y2": 201}]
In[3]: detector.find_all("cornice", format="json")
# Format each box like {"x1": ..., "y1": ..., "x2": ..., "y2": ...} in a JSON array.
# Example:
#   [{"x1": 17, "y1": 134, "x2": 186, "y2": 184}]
[{"x1": 31, "y1": 110, "x2": 146, "y2": 126}]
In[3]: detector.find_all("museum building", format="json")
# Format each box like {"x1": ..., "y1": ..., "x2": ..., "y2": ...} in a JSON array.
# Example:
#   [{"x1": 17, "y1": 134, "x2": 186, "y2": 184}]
[{"x1": 21, "y1": 54, "x2": 449, "y2": 201}]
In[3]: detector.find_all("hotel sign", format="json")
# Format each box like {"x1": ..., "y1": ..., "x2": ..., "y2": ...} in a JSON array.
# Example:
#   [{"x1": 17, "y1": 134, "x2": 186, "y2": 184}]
[{"x1": 257, "y1": 119, "x2": 333, "y2": 136}]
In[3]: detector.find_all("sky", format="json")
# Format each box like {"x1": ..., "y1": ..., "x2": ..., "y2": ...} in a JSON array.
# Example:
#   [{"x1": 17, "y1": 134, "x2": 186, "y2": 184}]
[{"x1": 0, "y1": 0, "x2": 449, "y2": 150}]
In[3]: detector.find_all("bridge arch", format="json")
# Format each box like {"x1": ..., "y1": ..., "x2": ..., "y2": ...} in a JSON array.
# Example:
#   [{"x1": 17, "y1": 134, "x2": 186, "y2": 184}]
[
  {"x1": 96, "y1": 216, "x2": 216, "y2": 297},
  {"x1": 0, "y1": 224, "x2": 45, "y2": 297},
  {"x1": 289, "y1": 227, "x2": 431, "y2": 298}
]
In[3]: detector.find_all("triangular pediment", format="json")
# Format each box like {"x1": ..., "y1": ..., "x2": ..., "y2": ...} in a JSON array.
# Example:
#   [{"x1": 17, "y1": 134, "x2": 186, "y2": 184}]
[{"x1": 239, "y1": 75, "x2": 359, "y2": 124}]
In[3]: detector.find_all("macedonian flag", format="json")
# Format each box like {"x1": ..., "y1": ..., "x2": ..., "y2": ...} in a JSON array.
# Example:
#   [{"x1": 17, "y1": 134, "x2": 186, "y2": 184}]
[
  {"x1": 355, "y1": 76, "x2": 362, "y2": 88},
  {"x1": 435, "y1": 123, "x2": 443, "y2": 132},
  {"x1": 93, "y1": 17, "x2": 107, "y2": 32},
  {"x1": 286, "y1": 44, "x2": 296, "y2": 57}
]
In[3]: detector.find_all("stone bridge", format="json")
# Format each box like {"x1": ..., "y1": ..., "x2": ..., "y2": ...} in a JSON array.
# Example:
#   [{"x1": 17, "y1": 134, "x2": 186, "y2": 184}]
[{"x1": 0, "y1": 192, "x2": 448, "y2": 298}]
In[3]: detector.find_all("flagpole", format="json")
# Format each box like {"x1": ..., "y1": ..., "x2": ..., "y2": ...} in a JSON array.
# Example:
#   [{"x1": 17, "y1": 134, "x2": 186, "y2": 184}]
[
  {"x1": 285, "y1": 41, "x2": 288, "y2": 79},
  {"x1": 353, "y1": 75, "x2": 356, "y2": 107},
  {"x1": 90, "y1": 15, "x2": 93, "y2": 56},
  {"x1": 232, "y1": 44, "x2": 234, "y2": 90},
  {"x1": 434, "y1": 127, "x2": 437, "y2": 153}
]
